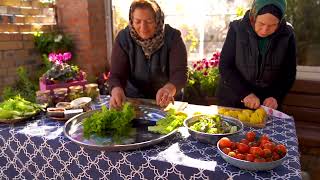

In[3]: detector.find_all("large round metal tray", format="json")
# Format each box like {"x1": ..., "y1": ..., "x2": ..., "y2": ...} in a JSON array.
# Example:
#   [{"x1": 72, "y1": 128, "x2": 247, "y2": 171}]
[{"x1": 64, "y1": 107, "x2": 177, "y2": 151}]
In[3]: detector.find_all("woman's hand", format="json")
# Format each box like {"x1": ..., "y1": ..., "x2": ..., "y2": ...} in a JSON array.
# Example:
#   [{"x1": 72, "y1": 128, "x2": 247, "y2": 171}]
[
  {"x1": 242, "y1": 93, "x2": 260, "y2": 109},
  {"x1": 156, "y1": 83, "x2": 176, "y2": 107},
  {"x1": 263, "y1": 97, "x2": 278, "y2": 109},
  {"x1": 110, "y1": 87, "x2": 126, "y2": 109}
]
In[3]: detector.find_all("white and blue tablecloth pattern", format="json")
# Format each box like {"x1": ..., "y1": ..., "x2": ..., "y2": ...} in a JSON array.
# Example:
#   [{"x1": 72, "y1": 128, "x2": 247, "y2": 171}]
[{"x1": 0, "y1": 97, "x2": 301, "y2": 179}]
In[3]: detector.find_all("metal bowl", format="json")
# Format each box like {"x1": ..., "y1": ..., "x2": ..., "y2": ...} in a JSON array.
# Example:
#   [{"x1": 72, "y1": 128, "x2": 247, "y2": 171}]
[
  {"x1": 217, "y1": 136, "x2": 287, "y2": 171},
  {"x1": 184, "y1": 115, "x2": 243, "y2": 144}
]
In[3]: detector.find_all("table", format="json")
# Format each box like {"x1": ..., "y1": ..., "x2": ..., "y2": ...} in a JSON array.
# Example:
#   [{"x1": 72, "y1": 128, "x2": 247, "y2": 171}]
[{"x1": 0, "y1": 97, "x2": 301, "y2": 179}]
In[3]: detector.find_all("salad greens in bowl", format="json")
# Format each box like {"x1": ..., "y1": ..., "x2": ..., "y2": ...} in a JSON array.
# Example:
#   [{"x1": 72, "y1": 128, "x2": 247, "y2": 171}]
[{"x1": 184, "y1": 114, "x2": 243, "y2": 144}]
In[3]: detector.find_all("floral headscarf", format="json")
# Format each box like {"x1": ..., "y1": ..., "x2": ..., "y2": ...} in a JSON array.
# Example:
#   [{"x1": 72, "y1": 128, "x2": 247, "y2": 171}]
[{"x1": 129, "y1": 0, "x2": 165, "y2": 59}]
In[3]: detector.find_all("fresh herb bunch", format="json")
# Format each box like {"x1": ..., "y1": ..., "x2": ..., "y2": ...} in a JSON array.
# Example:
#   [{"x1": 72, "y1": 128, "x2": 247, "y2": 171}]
[
  {"x1": 185, "y1": 51, "x2": 220, "y2": 98},
  {"x1": 82, "y1": 103, "x2": 135, "y2": 139},
  {"x1": 148, "y1": 109, "x2": 187, "y2": 135}
]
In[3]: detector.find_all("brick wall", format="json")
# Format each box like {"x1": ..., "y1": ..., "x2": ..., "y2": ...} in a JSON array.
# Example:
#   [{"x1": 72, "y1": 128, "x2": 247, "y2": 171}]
[
  {"x1": 56, "y1": 0, "x2": 108, "y2": 81},
  {"x1": 0, "y1": 0, "x2": 56, "y2": 96}
]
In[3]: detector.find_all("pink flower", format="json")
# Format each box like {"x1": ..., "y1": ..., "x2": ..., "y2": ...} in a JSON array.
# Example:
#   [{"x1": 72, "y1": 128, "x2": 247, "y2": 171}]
[
  {"x1": 203, "y1": 71, "x2": 208, "y2": 76},
  {"x1": 196, "y1": 66, "x2": 202, "y2": 71},
  {"x1": 48, "y1": 53, "x2": 57, "y2": 62},
  {"x1": 193, "y1": 63, "x2": 197, "y2": 68},
  {"x1": 63, "y1": 52, "x2": 72, "y2": 61}
]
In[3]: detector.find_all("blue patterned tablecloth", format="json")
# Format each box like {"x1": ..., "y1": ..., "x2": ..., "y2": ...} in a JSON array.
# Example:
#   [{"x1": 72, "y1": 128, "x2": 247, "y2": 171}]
[{"x1": 0, "y1": 96, "x2": 301, "y2": 179}]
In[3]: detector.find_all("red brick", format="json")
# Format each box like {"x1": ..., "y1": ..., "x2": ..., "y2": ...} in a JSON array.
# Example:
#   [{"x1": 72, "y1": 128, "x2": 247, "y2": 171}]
[
  {"x1": 0, "y1": 41, "x2": 23, "y2": 50},
  {"x1": 0, "y1": 24, "x2": 19, "y2": 32},
  {"x1": 23, "y1": 41, "x2": 35, "y2": 49},
  {"x1": 0, "y1": 34, "x2": 22, "y2": 41},
  {"x1": 23, "y1": 34, "x2": 34, "y2": 41}
]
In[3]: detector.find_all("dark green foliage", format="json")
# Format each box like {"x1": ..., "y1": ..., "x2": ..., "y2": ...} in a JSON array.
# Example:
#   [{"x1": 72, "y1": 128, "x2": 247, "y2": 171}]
[
  {"x1": 34, "y1": 31, "x2": 73, "y2": 55},
  {"x1": 286, "y1": 0, "x2": 320, "y2": 65},
  {"x1": 2, "y1": 67, "x2": 37, "y2": 102}
]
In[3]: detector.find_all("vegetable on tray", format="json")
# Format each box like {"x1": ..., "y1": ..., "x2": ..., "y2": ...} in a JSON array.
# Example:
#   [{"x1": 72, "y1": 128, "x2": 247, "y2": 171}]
[
  {"x1": 82, "y1": 103, "x2": 135, "y2": 139},
  {"x1": 148, "y1": 109, "x2": 187, "y2": 135}
]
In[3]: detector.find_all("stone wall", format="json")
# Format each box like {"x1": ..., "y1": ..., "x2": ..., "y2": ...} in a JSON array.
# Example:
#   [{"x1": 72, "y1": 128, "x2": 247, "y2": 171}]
[{"x1": 0, "y1": 0, "x2": 55, "y2": 96}]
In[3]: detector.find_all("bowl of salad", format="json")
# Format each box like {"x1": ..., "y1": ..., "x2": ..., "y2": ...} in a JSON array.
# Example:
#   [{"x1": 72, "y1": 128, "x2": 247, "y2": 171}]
[{"x1": 184, "y1": 114, "x2": 243, "y2": 144}]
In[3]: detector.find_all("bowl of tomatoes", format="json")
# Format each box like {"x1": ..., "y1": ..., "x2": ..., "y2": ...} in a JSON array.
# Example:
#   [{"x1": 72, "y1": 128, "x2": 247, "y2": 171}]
[
  {"x1": 184, "y1": 114, "x2": 243, "y2": 144},
  {"x1": 217, "y1": 131, "x2": 287, "y2": 171}
]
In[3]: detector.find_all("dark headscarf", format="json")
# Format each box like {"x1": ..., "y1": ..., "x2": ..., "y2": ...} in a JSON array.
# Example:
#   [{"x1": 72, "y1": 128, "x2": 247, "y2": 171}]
[
  {"x1": 250, "y1": 0, "x2": 287, "y2": 20},
  {"x1": 129, "y1": 0, "x2": 165, "y2": 59}
]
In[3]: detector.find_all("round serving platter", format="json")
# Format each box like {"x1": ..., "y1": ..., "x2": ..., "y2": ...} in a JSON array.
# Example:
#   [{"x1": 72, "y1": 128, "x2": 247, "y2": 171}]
[{"x1": 64, "y1": 106, "x2": 177, "y2": 151}]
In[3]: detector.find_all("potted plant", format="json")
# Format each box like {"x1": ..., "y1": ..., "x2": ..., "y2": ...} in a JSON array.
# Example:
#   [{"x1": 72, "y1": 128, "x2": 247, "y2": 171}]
[
  {"x1": 184, "y1": 51, "x2": 220, "y2": 105},
  {"x1": 39, "y1": 52, "x2": 87, "y2": 91}
]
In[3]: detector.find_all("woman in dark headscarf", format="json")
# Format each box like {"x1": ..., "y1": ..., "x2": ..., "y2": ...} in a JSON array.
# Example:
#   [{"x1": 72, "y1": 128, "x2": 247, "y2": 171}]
[
  {"x1": 108, "y1": 0, "x2": 187, "y2": 109},
  {"x1": 216, "y1": 0, "x2": 296, "y2": 110}
]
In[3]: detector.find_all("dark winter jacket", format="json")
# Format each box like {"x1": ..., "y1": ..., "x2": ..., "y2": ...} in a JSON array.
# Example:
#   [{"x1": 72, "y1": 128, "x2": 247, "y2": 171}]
[
  {"x1": 216, "y1": 11, "x2": 296, "y2": 108},
  {"x1": 108, "y1": 24, "x2": 187, "y2": 99}
]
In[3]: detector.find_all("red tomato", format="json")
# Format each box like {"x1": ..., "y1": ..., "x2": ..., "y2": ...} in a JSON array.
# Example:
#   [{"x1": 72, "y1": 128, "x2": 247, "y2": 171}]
[
  {"x1": 235, "y1": 153, "x2": 245, "y2": 160},
  {"x1": 240, "y1": 139, "x2": 249, "y2": 145},
  {"x1": 222, "y1": 147, "x2": 231, "y2": 155},
  {"x1": 230, "y1": 142, "x2": 236, "y2": 150},
  {"x1": 250, "y1": 147, "x2": 264, "y2": 157},
  {"x1": 275, "y1": 144, "x2": 287, "y2": 157},
  {"x1": 260, "y1": 134, "x2": 269, "y2": 142},
  {"x1": 237, "y1": 143, "x2": 250, "y2": 154},
  {"x1": 245, "y1": 154, "x2": 255, "y2": 162},
  {"x1": 254, "y1": 157, "x2": 266, "y2": 163},
  {"x1": 272, "y1": 152, "x2": 281, "y2": 161},
  {"x1": 219, "y1": 137, "x2": 232, "y2": 149},
  {"x1": 248, "y1": 141, "x2": 259, "y2": 147},
  {"x1": 260, "y1": 139, "x2": 270, "y2": 148},
  {"x1": 228, "y1": 151, "x2": 236, "y2": 158},
  {"x1": 263, "y1": 142, "x2": 275, "y2": 151},
  {"x1": 263, "y1": 148, "x2": 272, "y2": 158},
  {"x1": 246, "y1": 131, "x2": 256, "y2": 142}
]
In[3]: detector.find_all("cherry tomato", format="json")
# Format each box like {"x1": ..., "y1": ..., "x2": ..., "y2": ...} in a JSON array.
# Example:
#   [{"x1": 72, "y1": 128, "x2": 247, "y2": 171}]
[
  {"x1": 259, "y1": 139, "x2": 270, "y2": 148},
  {"x1": 222, "y1": 147, "x2": 231, "y2": 155},
  {"x1": 230, "y1": 142, "x2": 237, "y2": 150},
  {"x1": 250, "y1": 147, "x2": 264, "y2": 157},
  {"x1": 272, "y1": 152, "x2": 281, "y2": 160},
  {"x1": 245, "y1": 154, "x2": 255, "y2": 162},
  {"x1": 246, "y1": 131, "x2": 256, "y2": 142},
  {"x1": 248, "y1": 141, "x2": 259, "y2": 147},
  {"x1": 260, "y1": 134, "x2": 269, "y2": 142},
  {"x1": 237, "y1": 143, "x2": 250, "y2": 154},
  {"x1": 235, "y1": 153, "x2": 245, "y2": 160},
  {"x1": 263, "y1": 148, "x2": 272, "y2": 158},
  {"x1": 219, "y1": 137, "x2": 232, "y2": 149},
  {"x1": 263, "y1": 142, "x2": 275, "y2": 151},
  {"x1": 275, "y1": 144, "x2": 287, "y2": 157}
]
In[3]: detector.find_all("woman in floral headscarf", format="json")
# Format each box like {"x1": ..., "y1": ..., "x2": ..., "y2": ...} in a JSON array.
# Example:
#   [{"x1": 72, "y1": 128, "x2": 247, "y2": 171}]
[
  {"x1": 109, "y1": 0, "x2": 187, "y2": 109},
  {"x1": 216, "y1": 0, "x2": 296, "y2": 110}
]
